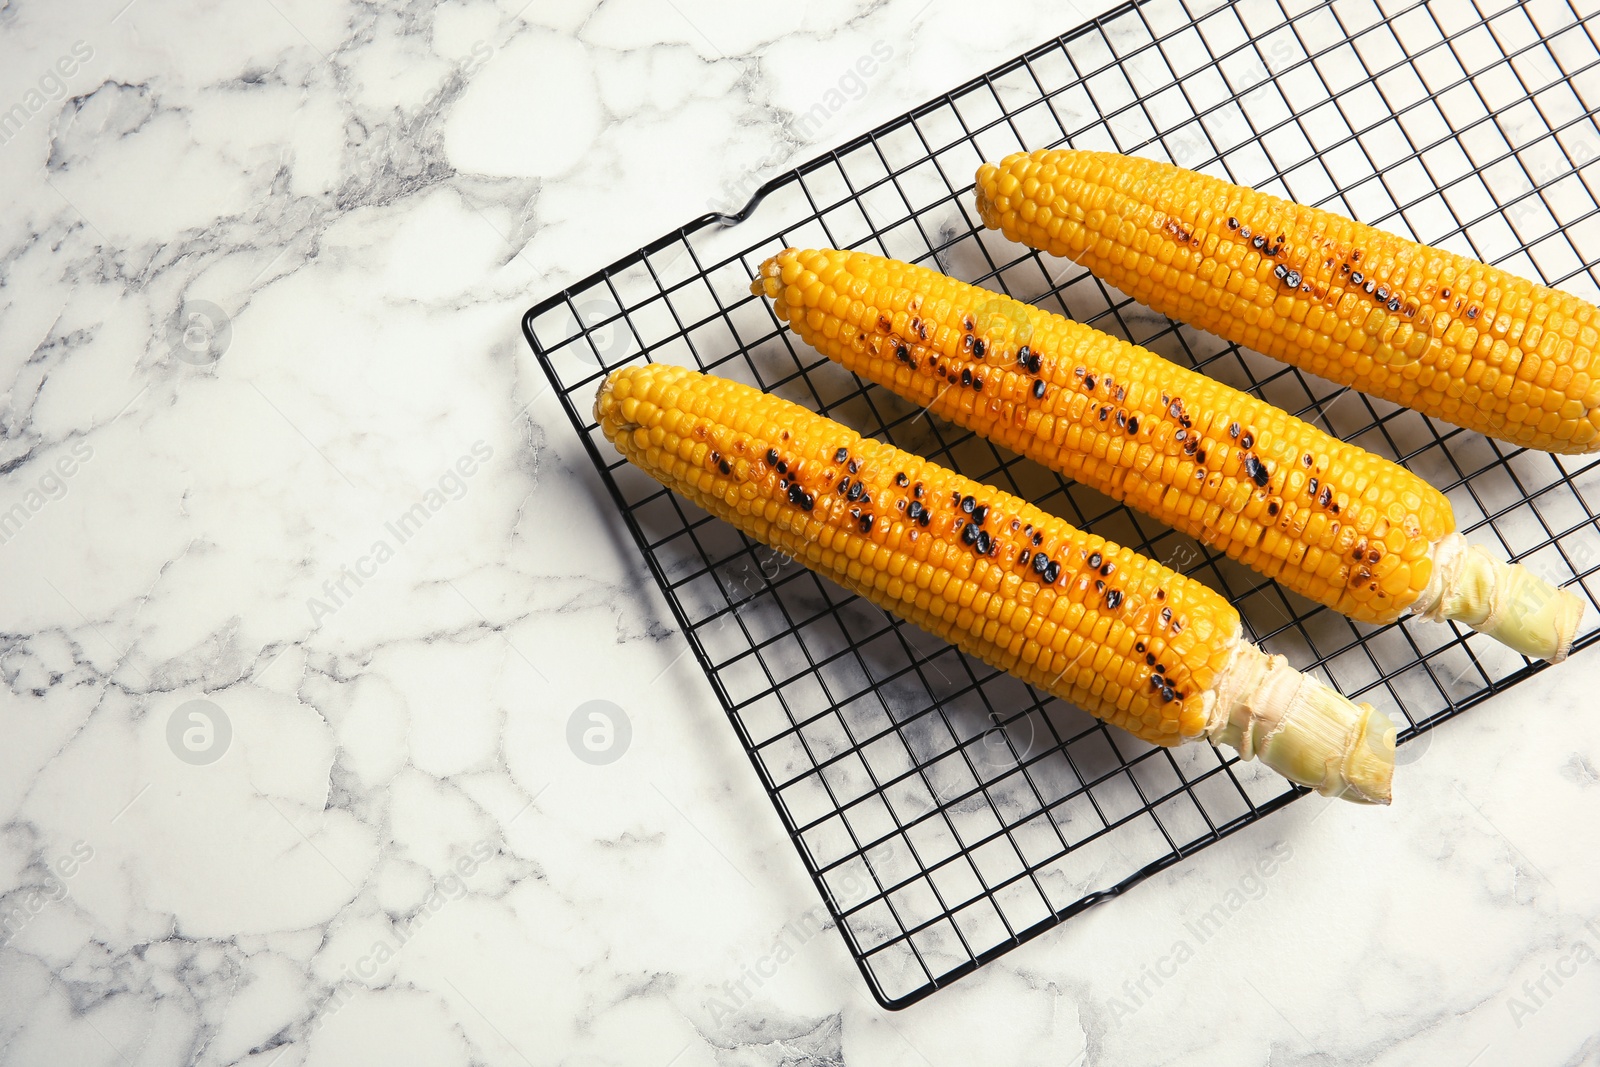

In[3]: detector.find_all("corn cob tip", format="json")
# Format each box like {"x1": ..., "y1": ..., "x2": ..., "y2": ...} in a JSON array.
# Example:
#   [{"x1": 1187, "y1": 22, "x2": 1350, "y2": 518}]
[
  {"x1": 1417, "y1": 534, "x2": 1585, "y2": 662},
  {"x1": 594, "y1": 368, "x2": 621, "y2": 426},
  {"x1": 750, "y1": 251, "x2": 796, "y2": 301},
  {"x1": 974, "y1": 162, "x2": 1002, "y2": 229},
  {"x1": 1209, "y1": 644, "x2": 1394, "y2": 804}
]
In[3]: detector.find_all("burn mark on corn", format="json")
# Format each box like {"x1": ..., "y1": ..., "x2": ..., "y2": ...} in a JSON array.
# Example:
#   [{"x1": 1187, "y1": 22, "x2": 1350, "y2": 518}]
[
  {"x1": 1243, "y1": 455, "x2": 1270, "y2": 487},
  {"x1": 1033, "y1": 380, "x2": 1047, "y2": 400}
]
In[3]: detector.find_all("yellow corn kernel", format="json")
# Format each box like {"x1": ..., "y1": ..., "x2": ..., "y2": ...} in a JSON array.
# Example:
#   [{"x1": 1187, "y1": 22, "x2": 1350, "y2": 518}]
[
  {"x1": 594, "y1": 364, "x2": 1395, "y2": 802},
  {"x1": 976, "y1": 149, "x2": 1600, "y2": 454},
  {"x1": 595, "y1": 362, "x2": 1230, "y2": 744},
  {"x1": 753, "y1": 248, "x2": 1453, "y2": 625}
]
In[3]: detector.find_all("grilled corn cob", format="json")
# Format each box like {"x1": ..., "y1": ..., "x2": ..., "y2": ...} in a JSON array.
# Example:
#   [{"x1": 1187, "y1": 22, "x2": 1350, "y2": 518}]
[
  {"x1": 753, "y1": 248, "x2": 1583, "y2": 662},
  {"x1": 597, "y1": 363, "x2": 1394, "y2": 803},
  {"x1": 974, "y1": 149, "x2": 1600, "y2": 454}
]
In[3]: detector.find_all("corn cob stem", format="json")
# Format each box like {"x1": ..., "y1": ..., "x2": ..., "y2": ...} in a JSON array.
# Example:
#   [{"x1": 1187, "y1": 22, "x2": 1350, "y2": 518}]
[
  {"x1": 1209, "y1": 643, "x2": 1393, "y2": 802},
  {"x1": 596, "y1": 363, "x2": 1393, "y2": 803},
  {"x1": 1416, "y1": 534, "x2": 1583, "y2": 662},
  {"x1": 752, "y1": 247, "x2": 1584, "y2": 662},
  {"x1": 974, "y1": 149, "x2": 1600, "y2": 454}
]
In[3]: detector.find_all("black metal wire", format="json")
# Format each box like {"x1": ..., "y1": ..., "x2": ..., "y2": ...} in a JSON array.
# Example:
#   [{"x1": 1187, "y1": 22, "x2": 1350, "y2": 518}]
[{"x1": 521, "y1": 0, "x2": 1600, "y2": 1010}]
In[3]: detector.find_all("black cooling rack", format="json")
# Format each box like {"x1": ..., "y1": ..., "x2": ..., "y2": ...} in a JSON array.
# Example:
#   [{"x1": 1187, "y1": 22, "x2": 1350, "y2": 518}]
[{"x1": 522, "y1": 0, "x2": 1600, "y2": 1009}]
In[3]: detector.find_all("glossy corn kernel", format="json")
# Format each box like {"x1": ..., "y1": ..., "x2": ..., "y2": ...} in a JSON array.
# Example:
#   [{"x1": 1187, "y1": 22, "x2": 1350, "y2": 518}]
[
  {"x1": 753, "y1": 248, "x2": 1583, "y2": 661},
  {"x1": 975, "y1": 149, "x2": 1600, "y2": 454},
  {"x1": 596, "y1": 364, "x2": 1394, "y2": 802},
  {"x1": 754, "y1": 247, "x2": 1452, "y2": 624}
]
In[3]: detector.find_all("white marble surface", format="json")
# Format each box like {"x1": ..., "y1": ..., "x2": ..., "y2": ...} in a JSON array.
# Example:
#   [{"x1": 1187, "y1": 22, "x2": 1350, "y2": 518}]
[{"x1": 2, "y1": 0, "x2": 1599, "y2": 1064}]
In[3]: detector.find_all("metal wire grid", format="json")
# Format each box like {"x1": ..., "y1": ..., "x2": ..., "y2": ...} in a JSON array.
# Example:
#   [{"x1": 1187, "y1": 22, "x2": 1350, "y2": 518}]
[{"x1": 522, "y1": 0, "x2": 1600, "y2": 1009}]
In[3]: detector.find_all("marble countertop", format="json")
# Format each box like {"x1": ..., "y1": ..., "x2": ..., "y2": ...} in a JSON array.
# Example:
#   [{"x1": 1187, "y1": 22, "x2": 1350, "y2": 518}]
[{"x1": 3, "y1": 0, "x2": 1599, "y2": 1064}]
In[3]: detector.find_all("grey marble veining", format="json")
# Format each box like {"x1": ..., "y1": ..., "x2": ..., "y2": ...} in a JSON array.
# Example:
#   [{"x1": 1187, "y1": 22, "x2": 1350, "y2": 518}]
[{"x1": 2, "y1": 0, "x2": 1599, "y2": 1064}]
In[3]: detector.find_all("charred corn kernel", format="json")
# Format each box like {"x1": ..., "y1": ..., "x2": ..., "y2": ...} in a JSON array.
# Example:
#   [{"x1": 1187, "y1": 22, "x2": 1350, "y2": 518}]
[
  {"x1": 596, "y1": 363, "x2": 1394, "y2": 803},
  {"x1": 753, "y1": 248, "x2": 1583, "y2": 662},
  {"x1": 975, "y1": 149, "x2": 1600, "y2": 454}
]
